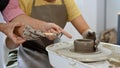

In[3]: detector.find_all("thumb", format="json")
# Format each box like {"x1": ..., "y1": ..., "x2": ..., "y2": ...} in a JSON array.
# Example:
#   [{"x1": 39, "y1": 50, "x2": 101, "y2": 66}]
[{"x1": 11, "y1": 34, "x2": 25, "y2": 45}]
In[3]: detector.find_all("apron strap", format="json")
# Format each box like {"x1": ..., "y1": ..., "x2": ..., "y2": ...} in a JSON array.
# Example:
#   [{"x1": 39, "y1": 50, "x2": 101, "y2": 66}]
[
  {"x1": 61, "y1": 0, "x2": 65, "y2": 4},
  {"x1": 32, "y1": 0, "x2": 35, "y2": 8}
]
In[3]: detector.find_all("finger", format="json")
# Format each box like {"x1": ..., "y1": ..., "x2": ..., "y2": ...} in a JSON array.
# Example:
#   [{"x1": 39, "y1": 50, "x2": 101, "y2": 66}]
[
  {"x1": 61, "y1": 29, "x2": 72, "y2": 39},
  {"x1": 10, "y1": 22, "x2": 24, "y2": 35},
  {"x1": 48, "y1": 30, "x2": 56, "y2": 40},
  {"x1": 8, "y1": 33, "x2": 17, "y2": 42},
  {"x1": 48, "y1": 29, "x2": 58, "y2": 36},
  {"x1": 45, "y1": 30, "x2": 56, "y2": 40},
  {"x1": 48, "y1": 23, "x2": 61, "y2": 32},
  {"x1": 16, "y1": 37, "x2": 26, "y2": 44},
  {"x1": 52, "y1": 24, "x2": 62, "y2": 33},
  {"x1": 49, "y1": 23, "x2": 72, "y2": 38},
  {"x1": 10, "y1": 22, "x2": 23, "y2": 31},
  {"x1": 13, "y1": 22, "x2": 24, "y2": 27},
  {"x1": 45, "y1": 34, "x2": 53, "y2": 40},
  {"x1": 8, "y1": 33, "x2": 24, "y2": 44},
  {"x1": 49, "y1": 29, "x2": 58, "y2": 39},
  {"x1": 11, "y1": 34, "x2": 25, "y2": 45}
]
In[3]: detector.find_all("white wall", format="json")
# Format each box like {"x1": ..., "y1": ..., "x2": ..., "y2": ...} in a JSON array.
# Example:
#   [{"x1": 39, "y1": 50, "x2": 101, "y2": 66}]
[
  {"x1": 76, "y1": 0, "x2": 105, "y2": 37},
  {"x1": 79, "y1": 0, "x2": 105, "y2": 36},
  {"x1": 106, "y1": 0, "x2": 120, "y2": 30},
  {"x1": 96, "y1": 0, "x2": 106, "y2": 34},
  {"x1": 76, "y1": 0, "x2": 97, "y2": 32}
]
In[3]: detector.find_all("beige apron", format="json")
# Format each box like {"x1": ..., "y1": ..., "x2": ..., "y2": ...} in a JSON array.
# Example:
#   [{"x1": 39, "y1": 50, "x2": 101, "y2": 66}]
[{"x1": 18, "y1": 0, "x2": 68, "y2": 68}]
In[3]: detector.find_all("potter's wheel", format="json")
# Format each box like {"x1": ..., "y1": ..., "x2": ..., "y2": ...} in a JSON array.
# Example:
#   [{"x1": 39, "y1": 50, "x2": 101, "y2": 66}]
[{"x1": 55, "y1": 43, "x2": 112, "y2": 62}]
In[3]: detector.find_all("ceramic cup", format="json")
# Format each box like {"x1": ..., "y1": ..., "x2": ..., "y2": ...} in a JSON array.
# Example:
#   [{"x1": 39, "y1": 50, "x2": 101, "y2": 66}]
[{"x1": 74, "y1": 39, "x2": 97, "y2": 53}]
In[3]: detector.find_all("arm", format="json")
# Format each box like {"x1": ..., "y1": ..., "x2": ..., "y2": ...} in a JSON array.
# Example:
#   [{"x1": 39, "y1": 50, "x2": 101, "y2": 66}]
[
  {"x1": 0, "y1": 22, "x2": 25, "y2": 49},
  {"x1": 71, "y1": 15, "x2": 90, "y2": 34},
  {"x1": 0, "y1": 0, "x2": 26, "y2": 65},
  {"x1": 71, "y1": 15, "x2": 96, "y2": 42},
  {"x1": 64, "y1": 0, "x2": 96, "y2": 40},
  {"x1": 1, "y1": 0, "x2": 26, "y2": 49},
  {"x1": 10, "y1": 14, "x2": 72, "y2": 40}
]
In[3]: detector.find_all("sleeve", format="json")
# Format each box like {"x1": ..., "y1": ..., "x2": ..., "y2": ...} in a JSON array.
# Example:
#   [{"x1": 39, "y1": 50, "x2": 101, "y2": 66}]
[
  {"x1": 2, "y1": 35, "x2": 9, "y2": 65},
  {"x1": 64, "y1": 0, "x2": 81, "y2": 21},
  {"x1": 2, "y1": 0, "x2": 25, "y2": 22}
]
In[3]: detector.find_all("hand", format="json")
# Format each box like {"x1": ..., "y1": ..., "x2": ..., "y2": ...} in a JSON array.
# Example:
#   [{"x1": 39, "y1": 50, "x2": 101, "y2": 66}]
[
  {"x1": 2, "y1": 22, "x2": 26, "y2": 45},
  {"x1": 11, "y1": 15, "x2": 72, "y2": 40},
  {"x1": 22, "y1": 23, "x2": 72, "y2": 40},
  {"x1": 82, "y1": 29, "x2": 96, "y2": 40},
  {"x1": 82, "y1": 29, "x2": 99, "y2": 51},
  {"x1": 41, "y1": 23, "x2": 72, "y2": 40}
]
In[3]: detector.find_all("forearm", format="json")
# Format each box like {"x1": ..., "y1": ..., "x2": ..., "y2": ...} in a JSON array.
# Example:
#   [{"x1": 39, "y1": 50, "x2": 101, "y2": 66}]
[
  {"x1": 11, "y1": 14, "x2": 46, "y2": 28},
  {"x1": 71, "y1": 15, "x2": 96, "y2": 40},
  {"x1": 11, "y1": 14, "x2": 47, "y2": 37},
  {"x1": 71, "y1": 15, "x2": 90, "y2": 34}
]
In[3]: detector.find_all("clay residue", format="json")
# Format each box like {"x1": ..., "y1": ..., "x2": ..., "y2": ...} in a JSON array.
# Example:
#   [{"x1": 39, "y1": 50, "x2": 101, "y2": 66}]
[{"x1": 102, "y1": 44, "x2": 120, "y2": 67}]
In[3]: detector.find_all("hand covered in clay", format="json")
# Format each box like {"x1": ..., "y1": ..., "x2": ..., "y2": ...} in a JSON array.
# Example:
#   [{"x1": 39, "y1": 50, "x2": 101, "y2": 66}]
[
  {"x1": 82, "y1": 29, "x2": 96, "y2": 41},
  {"x1": 11, "y1": 15, "x2": 72, "y2": 40},
  {"x1": 22, "y1": 23, "x2": 72, "y2": 40},
  {"x1": 82, "y1": 29, "x2": 99, "y2": 51}
]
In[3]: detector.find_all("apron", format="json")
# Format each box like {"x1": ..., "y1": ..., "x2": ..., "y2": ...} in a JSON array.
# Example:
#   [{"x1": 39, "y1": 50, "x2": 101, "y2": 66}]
[{"x1": 18, "y1": 0, "x2": 68, "y2": 68}]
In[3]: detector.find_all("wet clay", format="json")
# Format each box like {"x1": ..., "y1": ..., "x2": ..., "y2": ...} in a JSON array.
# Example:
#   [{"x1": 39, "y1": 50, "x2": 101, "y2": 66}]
[{"x1": 74, "y1": 39, "x2": 96, "y2": 53}]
